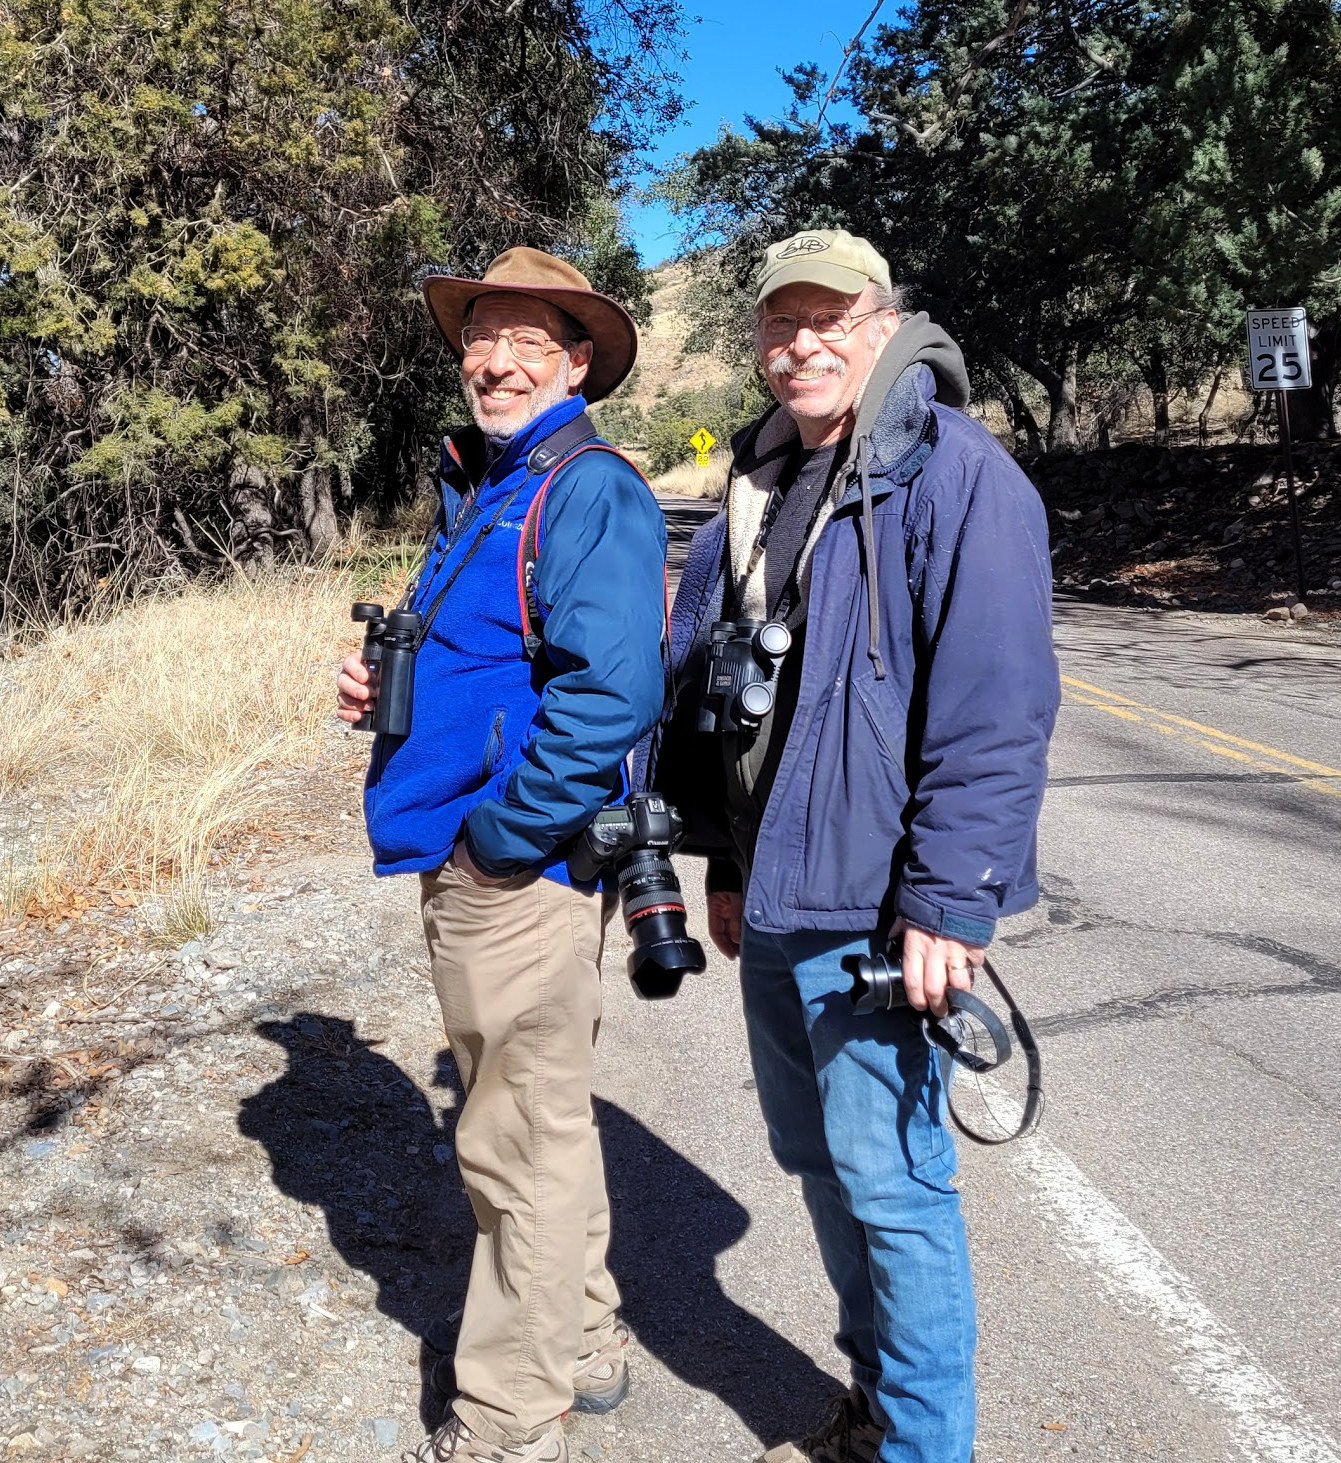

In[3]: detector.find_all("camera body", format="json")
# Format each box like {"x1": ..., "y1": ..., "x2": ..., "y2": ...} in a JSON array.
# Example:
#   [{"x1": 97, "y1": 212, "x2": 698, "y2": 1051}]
[
  {"x1": 696, "y1": 619, "x2": 792, "y2": 735},
  {"x1": 351, "y1": 602, "x2": 420, "y2": 737},
  {"x1": 570, "y1": 794, "x2": 706, "y2": 1001}
]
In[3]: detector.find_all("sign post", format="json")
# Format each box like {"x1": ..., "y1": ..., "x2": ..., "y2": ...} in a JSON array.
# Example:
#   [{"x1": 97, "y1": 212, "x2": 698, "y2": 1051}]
[
  {"x1": 1245, "y1": 308, "x2": 1311, "y2": 602},
  {"x1": 689, "y1": 426, "x2": 716, "y2": 469}
]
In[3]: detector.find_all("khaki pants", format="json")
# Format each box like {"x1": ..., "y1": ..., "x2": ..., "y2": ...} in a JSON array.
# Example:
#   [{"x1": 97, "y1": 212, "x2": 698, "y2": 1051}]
[{"x1": 419, "y1": 862, "x2": 621, "y2": 1445}]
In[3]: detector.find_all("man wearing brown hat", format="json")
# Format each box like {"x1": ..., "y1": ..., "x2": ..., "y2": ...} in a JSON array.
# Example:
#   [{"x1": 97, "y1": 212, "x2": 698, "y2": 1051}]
[{"x1": 337, "y1": 249, "x2": 668, "y2": 1462}]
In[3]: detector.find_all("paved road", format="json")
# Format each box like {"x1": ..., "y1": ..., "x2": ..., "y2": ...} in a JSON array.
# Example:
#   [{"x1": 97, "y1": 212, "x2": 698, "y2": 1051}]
[{"x1": 566, "y1": 501, "x2": 1341, "y2": 1462}]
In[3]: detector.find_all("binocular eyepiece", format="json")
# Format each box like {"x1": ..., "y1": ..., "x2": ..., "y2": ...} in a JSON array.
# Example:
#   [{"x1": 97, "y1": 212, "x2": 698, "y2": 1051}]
[{"x1": 351, "y1": 602, "x2": 421, "y2": 737}]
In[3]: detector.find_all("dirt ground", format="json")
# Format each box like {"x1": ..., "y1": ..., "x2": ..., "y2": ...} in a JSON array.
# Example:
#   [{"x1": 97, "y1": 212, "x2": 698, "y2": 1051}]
[{"x1": 1, "y1": 743, "x2": 606, "y2": 1463}]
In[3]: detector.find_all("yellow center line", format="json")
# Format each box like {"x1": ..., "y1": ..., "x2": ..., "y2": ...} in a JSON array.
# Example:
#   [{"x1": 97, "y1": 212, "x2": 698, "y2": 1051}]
[
  {"x1": 1061, "y1": 674, "x2": 1341, "y2": 780},
  {"x1": 1059, "y1": 675, "x2": 1341, "y2": 802}
]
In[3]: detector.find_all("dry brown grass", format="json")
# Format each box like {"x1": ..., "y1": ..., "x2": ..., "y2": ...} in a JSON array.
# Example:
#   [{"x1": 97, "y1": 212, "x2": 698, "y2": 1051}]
[
  {"x1": 2, "y1": 567, "x2": 356, "y2": 935},
  {"x1": 651, "y1": 458, "x2": 729, "y2": 500}
]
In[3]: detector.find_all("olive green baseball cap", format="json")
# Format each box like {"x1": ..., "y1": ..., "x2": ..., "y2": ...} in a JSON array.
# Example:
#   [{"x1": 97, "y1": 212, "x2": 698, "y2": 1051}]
[{"x1": 755, "y1": 228, "x2": 892, "y2": 305}]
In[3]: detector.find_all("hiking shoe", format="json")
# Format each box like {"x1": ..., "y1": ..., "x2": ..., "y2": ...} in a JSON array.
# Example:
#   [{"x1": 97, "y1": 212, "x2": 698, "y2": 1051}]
[
  {"x1": 570, "y1": 1325, "x2": 630, "y2": 1414},
  {"x1": 406, "y1": 1415, "x2": 566, "y2": 1463},
  {"x1": 757, "y1": 1387, "x2": 884, "y2": 1463}
]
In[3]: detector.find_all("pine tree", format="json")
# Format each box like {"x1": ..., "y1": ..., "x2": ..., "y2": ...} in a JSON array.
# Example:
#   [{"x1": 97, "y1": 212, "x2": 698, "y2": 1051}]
[{"x1": 0, "y1": 0, "x2": 684, "y2": 619}]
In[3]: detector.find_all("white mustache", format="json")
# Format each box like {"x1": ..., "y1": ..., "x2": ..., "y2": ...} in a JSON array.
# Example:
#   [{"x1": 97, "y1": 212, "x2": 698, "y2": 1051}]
[{"x1": 768, "y1": 348, "x2": 848, "y2": 380}]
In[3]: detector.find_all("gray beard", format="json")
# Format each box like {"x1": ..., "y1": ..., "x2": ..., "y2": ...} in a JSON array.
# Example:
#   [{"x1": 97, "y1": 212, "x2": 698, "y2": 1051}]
[{"x1": 464, "y1": 356, "x2": 573, "y2": 442}]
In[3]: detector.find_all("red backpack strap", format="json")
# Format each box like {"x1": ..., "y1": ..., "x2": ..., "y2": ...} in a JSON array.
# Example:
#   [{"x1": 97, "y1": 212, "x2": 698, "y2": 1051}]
[{"x1": 516, "y1": 443, "x2": 670, "y2": 661}]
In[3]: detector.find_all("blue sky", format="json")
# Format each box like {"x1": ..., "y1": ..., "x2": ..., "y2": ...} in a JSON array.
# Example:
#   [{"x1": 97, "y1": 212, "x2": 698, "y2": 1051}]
[{"x1": 624, "y1": 1, "x2": 877, "y2": 265}]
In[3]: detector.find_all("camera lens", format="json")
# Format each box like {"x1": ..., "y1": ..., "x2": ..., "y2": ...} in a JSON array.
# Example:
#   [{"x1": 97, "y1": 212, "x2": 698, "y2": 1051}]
[
  {"x1": 615, "y1": 849, "x2": 707, "y2": 1000},
  {"x1": 849, "y1": 953, "x2": 904, "y2": 1014}
]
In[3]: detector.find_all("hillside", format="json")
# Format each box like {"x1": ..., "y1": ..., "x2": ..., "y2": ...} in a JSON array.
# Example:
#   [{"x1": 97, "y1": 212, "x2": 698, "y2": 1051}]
[{"x1": 625, "y1": 262, "x2": 736, "y2": 414}]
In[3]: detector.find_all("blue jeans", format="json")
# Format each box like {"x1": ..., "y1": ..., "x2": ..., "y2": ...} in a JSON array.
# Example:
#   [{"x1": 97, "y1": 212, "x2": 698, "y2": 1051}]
[{"x1": 739, "y1": 923, "x2": 977, "y2": 1463}]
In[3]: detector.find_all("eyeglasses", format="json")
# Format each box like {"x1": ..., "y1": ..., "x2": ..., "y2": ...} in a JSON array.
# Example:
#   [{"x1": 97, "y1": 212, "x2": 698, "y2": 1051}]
[
  {"x1": 759, "y1": 308, "x2": 885, "y2": 345},
  {"x1": 460, "y1": 325, "x2": 575, "y2": 362}
]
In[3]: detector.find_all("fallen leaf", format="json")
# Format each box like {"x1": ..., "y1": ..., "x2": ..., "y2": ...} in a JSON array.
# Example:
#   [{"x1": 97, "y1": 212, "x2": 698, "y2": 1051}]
[
  {"x1": 1043, "y1": 1421, "x2": 1069, "y2": 1432},
  {"x1": 41, "y1": 1276, "x2": 69, "y2": 1299},
  {"x1": 283, "y1": 1250, "x2": 310, "y2": 1266}
]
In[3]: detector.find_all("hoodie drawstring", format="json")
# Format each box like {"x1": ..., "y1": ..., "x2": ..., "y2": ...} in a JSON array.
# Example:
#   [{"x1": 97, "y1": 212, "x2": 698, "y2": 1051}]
[{"x1": 857, "y1": 437, "x2": 887, "y2": 680}]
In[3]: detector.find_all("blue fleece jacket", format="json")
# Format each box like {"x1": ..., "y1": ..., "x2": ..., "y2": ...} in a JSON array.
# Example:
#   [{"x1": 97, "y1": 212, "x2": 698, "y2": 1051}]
[{"x1": 363, "y1": 395, "x2": 668, "y2": 880}]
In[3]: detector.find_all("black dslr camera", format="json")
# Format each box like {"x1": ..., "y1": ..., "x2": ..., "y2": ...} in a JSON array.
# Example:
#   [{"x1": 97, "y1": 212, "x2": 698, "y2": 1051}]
[
  {"x1": 569, "y1": 794, "x2": 706, "y2": 1001},
  {"x1": 696, "y1": 619, "x2": 792, "y2": 735},
  {"x1": 350, "y1": 602, "x2": 420, "y2": 737}
]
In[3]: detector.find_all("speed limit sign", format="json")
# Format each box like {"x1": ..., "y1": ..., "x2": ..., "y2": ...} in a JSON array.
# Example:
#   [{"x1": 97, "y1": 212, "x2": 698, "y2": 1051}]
[{"x1": 1245, "y1": 308, "x2": 1312, "y2": 391}]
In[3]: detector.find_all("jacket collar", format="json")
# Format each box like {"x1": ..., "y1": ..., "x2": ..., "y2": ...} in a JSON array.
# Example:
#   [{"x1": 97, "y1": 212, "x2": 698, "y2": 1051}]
[{"x1": 443, "y1": 394, "x2": 590, "y2": 493}]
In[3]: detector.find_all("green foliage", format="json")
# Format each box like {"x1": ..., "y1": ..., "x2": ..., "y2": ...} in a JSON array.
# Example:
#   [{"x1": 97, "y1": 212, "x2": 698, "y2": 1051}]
[
  {"x1": 0, "y1": 0, "x2": 685, "y2": 620},
  {"x1": 661, "y1": 1, "x2": 1341, "y2": 450},
  {"x1": 592, "y1": 397, "x2": 647, "y2": 449},
  {"x1": 642, "y1": 377, "x2": 766, "y2": 474},
  {"x1": 563, "y1": 197, "x2": 655, "y2": 326}
]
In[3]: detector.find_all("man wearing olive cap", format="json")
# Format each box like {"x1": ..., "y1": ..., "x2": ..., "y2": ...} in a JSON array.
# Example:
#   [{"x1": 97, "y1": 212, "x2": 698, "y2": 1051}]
[
  {"x1": 645, "y1": 229, "x2": 1059, "y2": 1462},
  {"x1": 338, "y1": 248, "x2": 665, "y2": 1462}
]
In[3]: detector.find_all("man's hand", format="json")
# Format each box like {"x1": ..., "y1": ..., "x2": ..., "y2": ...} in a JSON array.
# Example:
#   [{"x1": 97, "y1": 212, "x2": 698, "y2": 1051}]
[
  {"x1": 336, "y1": 652, "x2": 372, "y2": 725},
  {"x1": 707, "y1": 891, "x2": 744, "y2": 960},
  {"x1": 892, "y1": 917, "x2": 985, "y2": 1019},
  {"x1": 450, "y1": 839, "x2": 509, "y2": 887}
]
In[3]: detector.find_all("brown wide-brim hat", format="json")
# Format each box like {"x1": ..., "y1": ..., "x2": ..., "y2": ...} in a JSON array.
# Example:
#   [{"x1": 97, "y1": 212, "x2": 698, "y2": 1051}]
[{"x1": 422, "y1": 247, "x2": 638, "y2": 403}]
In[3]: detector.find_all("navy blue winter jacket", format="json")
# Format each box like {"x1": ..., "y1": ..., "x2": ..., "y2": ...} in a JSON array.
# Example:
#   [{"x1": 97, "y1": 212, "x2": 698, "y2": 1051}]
[
  {"x1": 644, "y1": 363, "x2": 1059, "y2": 945},
  {"x1": 363, "y1": 395, "x2": 668, "y2": 881}
]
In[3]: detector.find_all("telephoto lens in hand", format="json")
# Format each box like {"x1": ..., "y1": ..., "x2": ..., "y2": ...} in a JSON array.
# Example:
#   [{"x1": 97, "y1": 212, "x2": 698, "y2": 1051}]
[
  {"x1": 350, "y1": 602, "x2": 420, "y2": 737},
  {"x1": 696, "y1": 619, "x2": 792, "y2": 735},
  {"x1": 569, "y1": 794, "x2": 707, "y2": 1000}
]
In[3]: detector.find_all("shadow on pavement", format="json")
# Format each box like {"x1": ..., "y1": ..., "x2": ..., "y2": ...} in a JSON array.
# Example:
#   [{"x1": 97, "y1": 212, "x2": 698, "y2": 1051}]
[
  {"x1": 239, "y1": 1013, "x2": 837, "y2": 1444},
  {"x1": 599, "y1": 1096, "x2": 840, "y2": 1444}
]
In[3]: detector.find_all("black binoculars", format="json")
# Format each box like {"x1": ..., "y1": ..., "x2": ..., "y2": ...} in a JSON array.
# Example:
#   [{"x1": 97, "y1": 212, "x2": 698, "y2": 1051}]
[
  {"x1": 350, "y1": 602, "x2": 420, "y2": 737},
  {"x1": 696, "y1": 619, "x2": 793, "y2": 735}
]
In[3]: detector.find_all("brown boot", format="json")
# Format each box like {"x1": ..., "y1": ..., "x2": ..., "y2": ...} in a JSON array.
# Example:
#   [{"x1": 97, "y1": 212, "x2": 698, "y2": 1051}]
[{"x1": 757, "y1": 1388, "x2": 884, "y2": 1463}]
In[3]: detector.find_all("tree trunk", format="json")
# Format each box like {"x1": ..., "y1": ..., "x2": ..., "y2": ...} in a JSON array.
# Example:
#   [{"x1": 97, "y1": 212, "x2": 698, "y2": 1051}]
[
  {"x1": 297, "y1": 414, "x2": 339, "y2": 558},
  {"x1": 1197, "y1": 369, "x2": 1224, "y2": 445},
  {"x1": 1000, "y1": 376, "x2": 1043, "y2": 454},
  {"x1": 1290, "y1": 317, "x2": 1340, "y2": 440},
  {"x1": 1045, "y1": 353, "x2": 1079, "y2": 453},
  {"x1": 374, "y1": 392, "x2": 423, "y2": 513},
  {"x1": 229, "y1": 460, "x2": 275, "y2": 576},
  {"x1": 1009, "y1": 347, "x2": 1079, "y2": 452},
  {"x1": 1145, "y1": 348, "x2": 1170, "y2": 441},
  {"x1": 299, "y1": 462, "x2": 339, "y2": 558}
]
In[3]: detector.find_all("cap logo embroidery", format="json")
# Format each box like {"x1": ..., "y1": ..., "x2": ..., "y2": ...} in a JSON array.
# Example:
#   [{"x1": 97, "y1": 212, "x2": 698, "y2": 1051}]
[{"x1": 778, "y1": 236, "x2": 830, "y2": 258}]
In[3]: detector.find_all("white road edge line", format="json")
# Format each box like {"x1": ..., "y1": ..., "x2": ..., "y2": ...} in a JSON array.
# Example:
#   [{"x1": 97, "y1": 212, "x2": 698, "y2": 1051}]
[{"x1": 986, "y1": 1089, "x2": 1341, "y2": 1463}]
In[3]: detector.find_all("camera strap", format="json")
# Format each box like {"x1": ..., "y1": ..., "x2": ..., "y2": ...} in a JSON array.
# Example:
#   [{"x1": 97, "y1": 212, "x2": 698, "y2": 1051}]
[
  {"x1": 927, "y1": 958, "x2": 1044, "y2": 1146},
  {"x1": 743, "y1": 442, "x2": 802, "y2": 581},
  {"x1": 407, "y1": 413, "x2": 605, "y2": 655},
  {"x1": 739, "y1": 442, "x2": 843, "y2": 625},
  {"x1": 410, "y1": 480, "x2": 530, "y2": 653}
]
